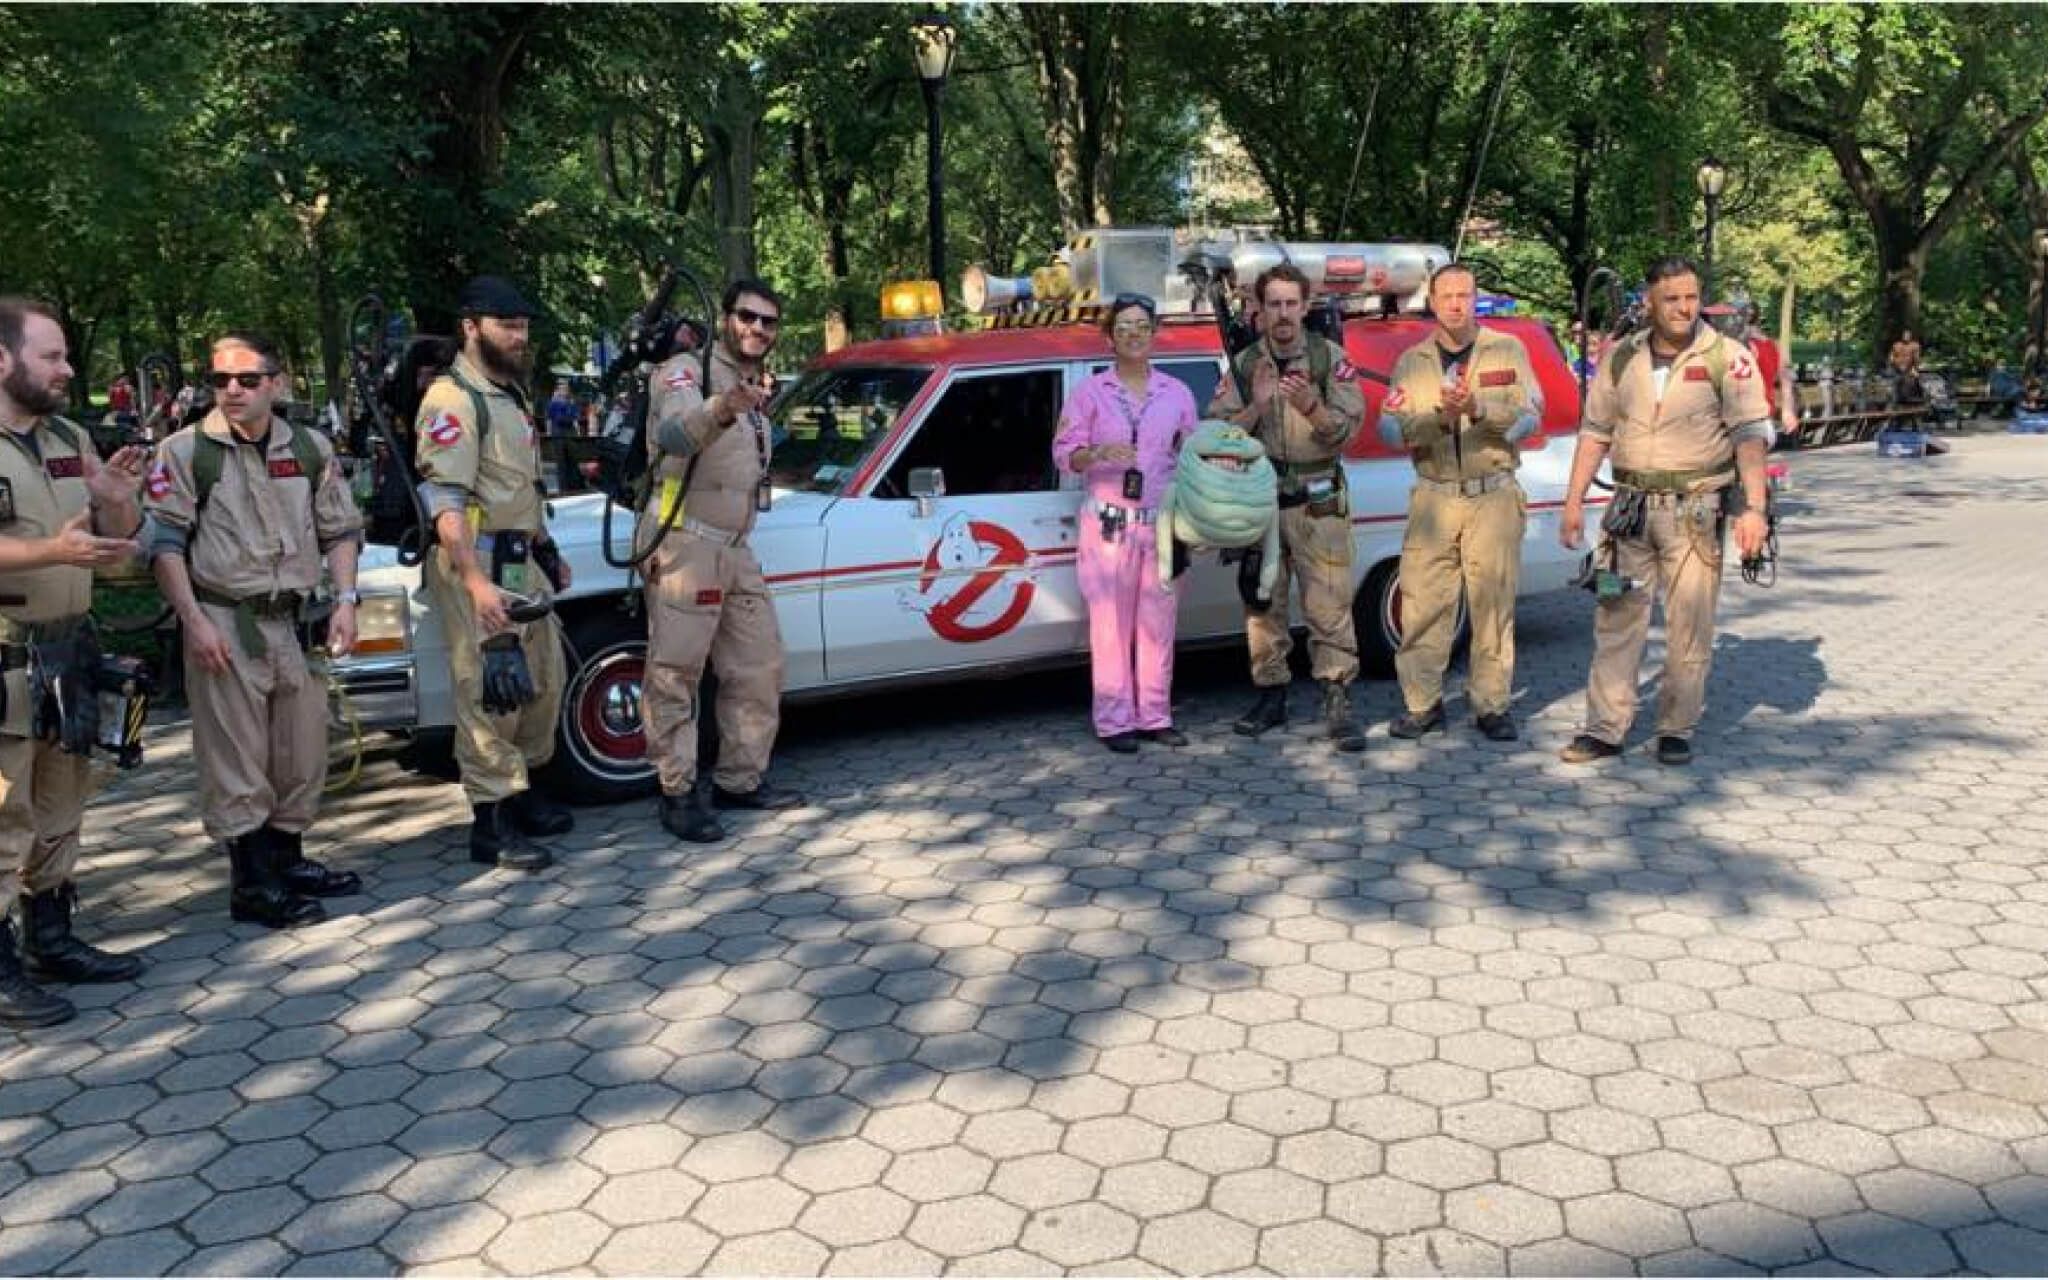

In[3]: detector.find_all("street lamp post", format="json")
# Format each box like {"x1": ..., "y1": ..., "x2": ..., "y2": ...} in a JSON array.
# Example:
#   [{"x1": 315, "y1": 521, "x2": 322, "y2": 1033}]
[
  {"x1": 1696, "y1": 157, "x2": 1727, "y2": 304},
  {"x1": 911, "y1": 11, "x2": 958, "y2": 291}
]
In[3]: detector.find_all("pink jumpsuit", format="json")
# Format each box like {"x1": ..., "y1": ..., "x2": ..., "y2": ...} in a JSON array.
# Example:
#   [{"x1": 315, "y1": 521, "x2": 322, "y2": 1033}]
[{"x1": 1051, "y1": 368, "x2": 1199, "y2": 738}]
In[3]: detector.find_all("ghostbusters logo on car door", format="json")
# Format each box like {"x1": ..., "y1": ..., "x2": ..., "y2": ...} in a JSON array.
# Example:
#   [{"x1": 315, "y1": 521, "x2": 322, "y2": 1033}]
[{"x1": 897, "y1": 513, "x2": 1041, "y2": 643}]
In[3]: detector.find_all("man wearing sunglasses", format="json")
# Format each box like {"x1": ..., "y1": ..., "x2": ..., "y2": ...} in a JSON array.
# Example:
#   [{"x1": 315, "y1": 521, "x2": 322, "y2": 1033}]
[
  {"x1": 0, "y1": 297, "x2": 149, "y2": 1028},
  {"x1": 413, "y1": 277, "x2": 573, "y2": 870},
  {"x1": 640, "y1": 279, "x2": 803, "y2": 844},
  {"x1": 146, "y1": 332, "x2": 366, "y2": 929}
]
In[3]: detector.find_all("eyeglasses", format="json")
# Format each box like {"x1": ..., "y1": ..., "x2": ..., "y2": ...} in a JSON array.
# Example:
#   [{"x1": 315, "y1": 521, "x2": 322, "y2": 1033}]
[
  {"x1": 207, "y1": 370, "x2": 276, "y2": 390},
  {"x1": 732, "y1": 307, "x2": 781, "y2": 330},
  {"x1": 1112, "y1": 321, "x2": 1155, "y2": 336}
]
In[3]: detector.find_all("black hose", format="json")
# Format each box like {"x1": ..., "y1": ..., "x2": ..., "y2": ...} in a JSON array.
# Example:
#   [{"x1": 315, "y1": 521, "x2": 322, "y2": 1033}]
[{"x1": 600, "y1": 259, "x2": 718, "y2": 570}]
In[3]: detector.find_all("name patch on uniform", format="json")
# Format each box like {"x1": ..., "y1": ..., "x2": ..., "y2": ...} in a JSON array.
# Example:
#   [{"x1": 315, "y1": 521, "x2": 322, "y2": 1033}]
[
  {"x1": 145, "y1": 463, "x2": 172, "y2": 500},
  {"x1": 45, "y1": 456, "x2": 83, "y2": 480},
  {"x1": 1479, "y1": 369, "x2": 1517, "y2": 387},
  {"x1": 425, "y1": 412, "x2": 464, "y2": 447},
  {"x1": 695, "y1": 588, "x2": 723, "y2": 606},
  {"x1": 1684, "y1": 366, "x2": 1712, "y2": 382},
  {"x1": 0, "y1": 479, "x2": 13, "y2": 523},
  {"x1": 268, "y1": 459, "x2": 305, "y2": 479}
]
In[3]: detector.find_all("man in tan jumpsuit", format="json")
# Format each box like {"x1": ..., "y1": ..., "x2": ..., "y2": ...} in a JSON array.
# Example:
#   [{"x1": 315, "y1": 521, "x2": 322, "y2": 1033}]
[
  {"x1": 1382, "y1": 264, "x2": 1542, "y2": 742},
  {"x1": 1208, "y1": 265, "x2": 1369, "y2": 752},
  {"x1": 1559, "y1": 257, "x2": 1774, "y2": 766},
  {"x1": 0, "y1": 297, "x2": 149, "y2": 1028},
  {"x1": 147, "y1": 331, "x2": 364, "y2": 929},
  {"x1": 641, "y1": 279, "x2": 803, "y2": 843},
  {"x1": 415, "y1": 277, "x2": 572, "y2": 869}
]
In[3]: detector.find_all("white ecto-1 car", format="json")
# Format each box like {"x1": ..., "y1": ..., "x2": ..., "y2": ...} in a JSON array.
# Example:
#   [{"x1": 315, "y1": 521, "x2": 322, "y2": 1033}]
[{"x1": 335, "y1": 235, "x2": 1594, "y2": 801}]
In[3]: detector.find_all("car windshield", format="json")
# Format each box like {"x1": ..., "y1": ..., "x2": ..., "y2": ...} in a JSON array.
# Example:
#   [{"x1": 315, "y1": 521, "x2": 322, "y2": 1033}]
[{"x1": 770, "y1": 365, "x2": 931, "y2": 494}]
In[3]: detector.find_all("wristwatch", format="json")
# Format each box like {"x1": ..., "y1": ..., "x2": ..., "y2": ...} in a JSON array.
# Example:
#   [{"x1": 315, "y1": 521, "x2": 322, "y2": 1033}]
[{"x1": 335, "y1": 589, "x2": 361, "y2": 606}]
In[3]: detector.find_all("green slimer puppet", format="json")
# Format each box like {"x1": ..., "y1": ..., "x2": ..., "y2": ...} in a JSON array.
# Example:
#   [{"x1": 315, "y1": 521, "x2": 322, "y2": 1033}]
[{"x1": 1155, "y1": 420, "x2": 1282, "y2": 610}]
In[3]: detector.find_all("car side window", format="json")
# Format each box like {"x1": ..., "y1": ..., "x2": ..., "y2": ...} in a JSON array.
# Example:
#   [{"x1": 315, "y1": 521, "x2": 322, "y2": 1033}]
[
  {"x1": 1084, "y1": 359, "x2": 1222, "y2": 418},
  {"x1": 881, "y1": 368, "x2": 1064, "y2": 497}
]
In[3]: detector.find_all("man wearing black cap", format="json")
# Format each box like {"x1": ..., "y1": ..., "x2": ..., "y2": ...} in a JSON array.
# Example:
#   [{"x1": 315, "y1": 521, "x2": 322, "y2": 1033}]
[{"x1": 413, "y1": 276, "x2": 573, "y2": 870}]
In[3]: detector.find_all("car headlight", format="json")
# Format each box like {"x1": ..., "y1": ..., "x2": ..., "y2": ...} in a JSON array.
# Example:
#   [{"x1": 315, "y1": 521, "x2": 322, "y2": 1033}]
[{"x1": 350, "y1": 589, "x2": 411, "y2": 656}]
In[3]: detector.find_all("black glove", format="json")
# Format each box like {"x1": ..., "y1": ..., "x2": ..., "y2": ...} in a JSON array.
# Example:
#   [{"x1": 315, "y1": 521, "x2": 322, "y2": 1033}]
[
  {"x1": 37, "y1": 634, "x2": 100, "y2": 755},
  {"x1": 480, "y1": 634, "x2": 539, "y2": 716},
  {"x1": 531, "y1": 536, "x2": 567, "y2": 592}
]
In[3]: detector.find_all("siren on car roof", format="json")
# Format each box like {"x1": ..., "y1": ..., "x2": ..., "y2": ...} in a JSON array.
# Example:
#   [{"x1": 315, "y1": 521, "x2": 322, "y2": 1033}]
[{"x1": 961, "y1": 227, "x2": 1453, "y2": 328}]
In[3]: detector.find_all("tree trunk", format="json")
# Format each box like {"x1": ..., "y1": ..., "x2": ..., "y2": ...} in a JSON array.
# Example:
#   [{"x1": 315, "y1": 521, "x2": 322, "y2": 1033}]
[
  {"x1": 1643, "y1": 8, "x2": 1676, "y2": 239},
  {"x1": 705, "y1": 66, "x2": 761, "y2": 283}
]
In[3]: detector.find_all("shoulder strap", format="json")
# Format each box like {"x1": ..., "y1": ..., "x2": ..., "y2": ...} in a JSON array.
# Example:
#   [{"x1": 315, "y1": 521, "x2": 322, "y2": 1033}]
[
  {"x1": 1608, "y1": 331, "x2": 1727, "y2": 395},
  {"x1": 286, "y1": 423, "x2": 326, "y2": 481},
  {"x1": 1309, "y1": 336, "x2": 1334, "y2": 397},
  {"x1": 1607, "y1": 333, "x2": 1643, "y2": 389},
  {"x1": 445, "y1": 369, "x2": 497, "y2": 446},
  {"x1": 43, "y1": 416, "x2": 82, "y2": 455},
  {"x1": 194, "y1": 433, "x2": 227, "y2": 513}
]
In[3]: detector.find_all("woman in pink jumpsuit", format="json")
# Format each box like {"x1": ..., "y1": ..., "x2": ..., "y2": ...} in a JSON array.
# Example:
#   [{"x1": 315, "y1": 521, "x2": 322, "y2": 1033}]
[{"x1": 1051, "y1": 295, "x2": 1200, "y2": 752}]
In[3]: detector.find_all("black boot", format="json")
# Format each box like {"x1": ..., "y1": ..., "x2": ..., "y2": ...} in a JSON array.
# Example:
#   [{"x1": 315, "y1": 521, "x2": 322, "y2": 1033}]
[
  {"x1": 1323, "y1": 682, "x2": 1367, "y2": 754},
  {"x1": 660, "y1": 789, "x2": 725, "y2": 844},
  {"x1": 228, "y1": 832, "x2": 325, "y2": 929},
  {"x1": 1233, "y1": 687, "x2": 1288, "y2": 737},
  {"x1": 0, "y1": 918, "x2": 75, "y2": 1028},
  {"x1": 17, "y1": 883, "x2": 144, "y2": 984},
  {"x1": 504, "y1": 788, "x2": 574, "y2": 836},
  {"x1": 266, "y1": 827, "x2": 362, "y2": 899},
  {"x1": 469, "y1": 802, "x2": 553, "y2": 872}
]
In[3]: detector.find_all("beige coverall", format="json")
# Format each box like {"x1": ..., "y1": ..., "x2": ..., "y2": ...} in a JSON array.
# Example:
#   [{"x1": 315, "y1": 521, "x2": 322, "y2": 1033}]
[
  {"x1": 1580, "y1": 326, "x2": 1772, "y2": 744},
  {"x1": 639, "y1": 345, "x2": 784, "y2": 798},
  {"x1": 1207, "y1": 335, "x2": 1367, "y2": 687},
  {"x1": 145, "y1": 410, "x2": 363, "y2": 840},
  {"x1": 1383, "y1": 328, "x2": 1541, "y2": 718},
  {"x1": 414, "y1": 353, "x2": 566, "y2": 806},
  {"x1": 0, "y1": 418, "x2": 98, "y2": 900}
]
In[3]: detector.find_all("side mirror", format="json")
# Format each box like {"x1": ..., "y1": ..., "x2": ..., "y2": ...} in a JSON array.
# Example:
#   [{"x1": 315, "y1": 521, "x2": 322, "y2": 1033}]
[{"x1": 909, "y1": 467, "x2": 946, "y2": 518}]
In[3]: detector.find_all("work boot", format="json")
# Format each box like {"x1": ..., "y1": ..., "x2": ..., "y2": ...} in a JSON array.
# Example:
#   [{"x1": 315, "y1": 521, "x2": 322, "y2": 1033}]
[
  {"x1": 1232, "y1": 687, "x2": 1288, "y2": 737},
  {"x1": 266, "y1": 827, "x2": 361, "y2": 899},
  {"x1": 0, "y1": 919, "x2": 73, "y2": 1029},
  {"x1": 1140, "y1": 727, "x2": 1189, "y2": 747},
  {"x1": 1475, "y1": 712, "x2": 1519, "y2": 742},
  {"x1": 1389, "y1": 703, "x2": 1446, "y2": 740},
  {"x1": 1101, "y1": 733, "x2": 1140, "y2": 755},
  {"x1": 228, "y1": 832, "x2": 325, "y2": 929},
  {"x1": 661, "y1": 789, "x2": 725, "y2": 844},
  {"x1": 504, "y1": 788, "x2": 575, "y2": 837},
  {"x1": 468, "y1": 802, "x2": 554, "y2": 872},
  {"x1": 1559, "y1": 734, "x2": 1622, "y2": 764},
  {"x1": 1323, "y1": 682, "x2": 1367, "y2": 754},
  {"x1": 1655, "y1": 735, "x2": 1693, "y2": 766},
  {"x1": 711, "y1": 782, "x2": 805, "y2": 811},
  {"x1": 16, "y1": 883, "x2": 144, "y2": 984}
]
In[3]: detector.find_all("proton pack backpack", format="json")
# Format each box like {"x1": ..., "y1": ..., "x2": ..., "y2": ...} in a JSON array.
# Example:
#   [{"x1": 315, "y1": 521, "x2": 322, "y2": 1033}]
[
  {"x1": 354, "y1": 336, "x2": 489, "y2": 549},
  {"x1": 192, "y1": 417, "x2": 328, "y2": 516}
]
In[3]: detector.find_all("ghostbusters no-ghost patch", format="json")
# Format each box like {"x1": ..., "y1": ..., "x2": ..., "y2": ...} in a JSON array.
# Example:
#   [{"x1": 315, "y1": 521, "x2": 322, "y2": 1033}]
[
  {"x1": 426, "y1": 412, "x2": 464, "y2": 447},
  {"x1": 145, "y1": 462, "x2": 172, "y2": 500},
  {"x1": 665, "y1": 365, "x2": 698, "y2": 391},
  {"x1": 1332, "y1": 359, "x2": 1361, "y2": 383},
  {"x1": 1730, "y1": 352, "x2": 1756, "y2": 380},
  {"x1": 1384, "y1": 387, "x2": 1410, "y2": 412}
]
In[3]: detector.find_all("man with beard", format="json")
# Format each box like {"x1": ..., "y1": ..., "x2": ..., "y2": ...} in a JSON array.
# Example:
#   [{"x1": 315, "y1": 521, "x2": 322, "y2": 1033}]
[
  {"x1": 414, "y1": 277, "x2": 573, "y2": 869},
  {"x1": 1207, "y1": 265, "x2": 1369, "y2": 753},
  {"x1": 640, "y1": 279, "x2": 803, "y2": 844},
  {"x1": 0, "y1": 297, "x2": 149, "y2": 1028},
  {"x1": 145, "y1": 332, "x2": 365, "y2": 929},
  {"x1": 1558, "y1": 257, "x2": 1772, "y2": 766}
]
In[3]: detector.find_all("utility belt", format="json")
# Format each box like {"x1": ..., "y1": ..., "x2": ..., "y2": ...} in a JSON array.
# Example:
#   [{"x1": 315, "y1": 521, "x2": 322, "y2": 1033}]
[
  {"x1": 1414, "y1": 470, "x2": 1516, "y2": 498},
  {"x1": 0, "y1": 615, "x2": 153, "y2": 769},
  {"x1": 473, "y1": 529, "x2": 565, "y2": 594},
  {"x1": 1612, "y1": 462, "x2": 1735, "y2": 494},
  {"x1": 1274, "y1": 463, "x2": 1346, "y2": 517},
  {"x1": 193, "y1": 583, "x2": 312, "y2": 662},
  {"x1": 1089, "y1": 500, "x2": 1157, "y2": 543},
  {"x1": 677, "y1": 516, "x2": 749, "y2": 548}
]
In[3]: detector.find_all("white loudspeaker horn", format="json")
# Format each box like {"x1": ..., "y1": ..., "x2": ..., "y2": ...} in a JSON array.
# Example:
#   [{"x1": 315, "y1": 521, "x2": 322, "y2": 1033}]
[{"x1": 962, "y1": 265, "x2": 1034, "y2": 314}]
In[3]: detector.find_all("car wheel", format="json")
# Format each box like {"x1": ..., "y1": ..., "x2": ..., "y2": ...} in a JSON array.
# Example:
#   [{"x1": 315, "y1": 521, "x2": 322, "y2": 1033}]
[
  {"x1": 1354, "y1": 559, "x2": 1467, "y2": 680},
  {"x1": 536, "y1": 604, "x2": 658, "y2": 805}
]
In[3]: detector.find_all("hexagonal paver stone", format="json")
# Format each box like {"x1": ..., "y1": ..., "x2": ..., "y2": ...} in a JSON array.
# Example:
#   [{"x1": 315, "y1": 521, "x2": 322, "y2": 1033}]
[
  {"x1": 484, "y1": 1158, "x2": 604, "y2": 1216},
  {"x1": 884, "y1": 1148, "x2": 996, "y2": 1202},
  {"x1": 388, "y1": 1152, "x2": 511, "y2": 1210},
  {"x1": 65, "y1": 1228, "x2": 195, "y2": 1275},
  {"x1": 1211, "y1": 1167, "x2": 1322, "y2": 1228},
  {"x1": 1020, "y1": 1201, "x2": 1142, "y2": 1269},
  {"x1": 1137, "y1": 1208, "x2": 1258, "y2": 1274},
  {"x1": 907, "y1": 1194, "x2": 1027, "y2": 1258},
  {"x1": 1327, "y1": 1176, "x2": 1441, "y2": 1236},
  {"x1": 797, "y1": 1186, "x2": 917, "y2": 1247},
  {"x1": 381, "y1": 1203, "x2": 511, "y2": 1266},
  {"x1": 1817, "y1": 1210, "x2": 1959, "y2": 1275},
  {"x1": 199, "y1": 1138, "x2": 318, "y2": 1192},
  {"x1": 593, "y1": 1220, "x2": 721, "y2": 1275},
  {"x1": 171, "y1": 1237, "x2": 294, "y2": 1276},
  {"x1": 1097, "y1": 1159, "x2": 1209, "y2": 1219},
  {"x1": 1564, "y1": 1192, "x2": 1693, "y2": 1257},
  {"x1": 279, "y1": 1193, "x2": 407, "y2": 1255},
  {"x1": 1953, "y1": 1222, "x2": 2048, "y2": 1274},
  {"x1": 483, "y1": 1208, "x2": 611, "y2": 1272},
  {"x1": 1258, "y1": 1219, "x2": 1380, "y2": 1274},
  {"x1": 585, "y1": 1169, "x2": 707, "y2": 1228},
  {"x1": 1445, "y1": 1185, "x2": 1564, "y2": 1248},
  {"x1": 692, "y1": 1175, "x2": 808, "y2": 1236},
  {"x1": 702, "y1": 1229, "x2": 831, "y2": 1276},
  {"x1": 1688, "y1": 1201, "x2": 1825, "y2": 1269},
  {"x1": 0, "y1": 1220, "x2": 93, "y2": 1274},
  {"x1": 185, "y1": 1184, "x2": 310, "y2": 1246}
]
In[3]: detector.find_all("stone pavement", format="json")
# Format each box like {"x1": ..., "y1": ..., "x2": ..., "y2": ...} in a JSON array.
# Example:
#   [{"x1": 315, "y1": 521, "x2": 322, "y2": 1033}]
[{"x1": 4, "y1": 434, "x2": 2048, "y2": 1277}]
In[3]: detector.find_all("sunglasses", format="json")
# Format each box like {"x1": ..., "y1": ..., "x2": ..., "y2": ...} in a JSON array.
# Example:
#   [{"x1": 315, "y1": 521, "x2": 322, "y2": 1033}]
[
  {"x1": 207, "y1": 370, "x2": 276, "y2": 390},
  {"x1": 732, "y1": 307, "x2": 781, "y2": 330}
]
